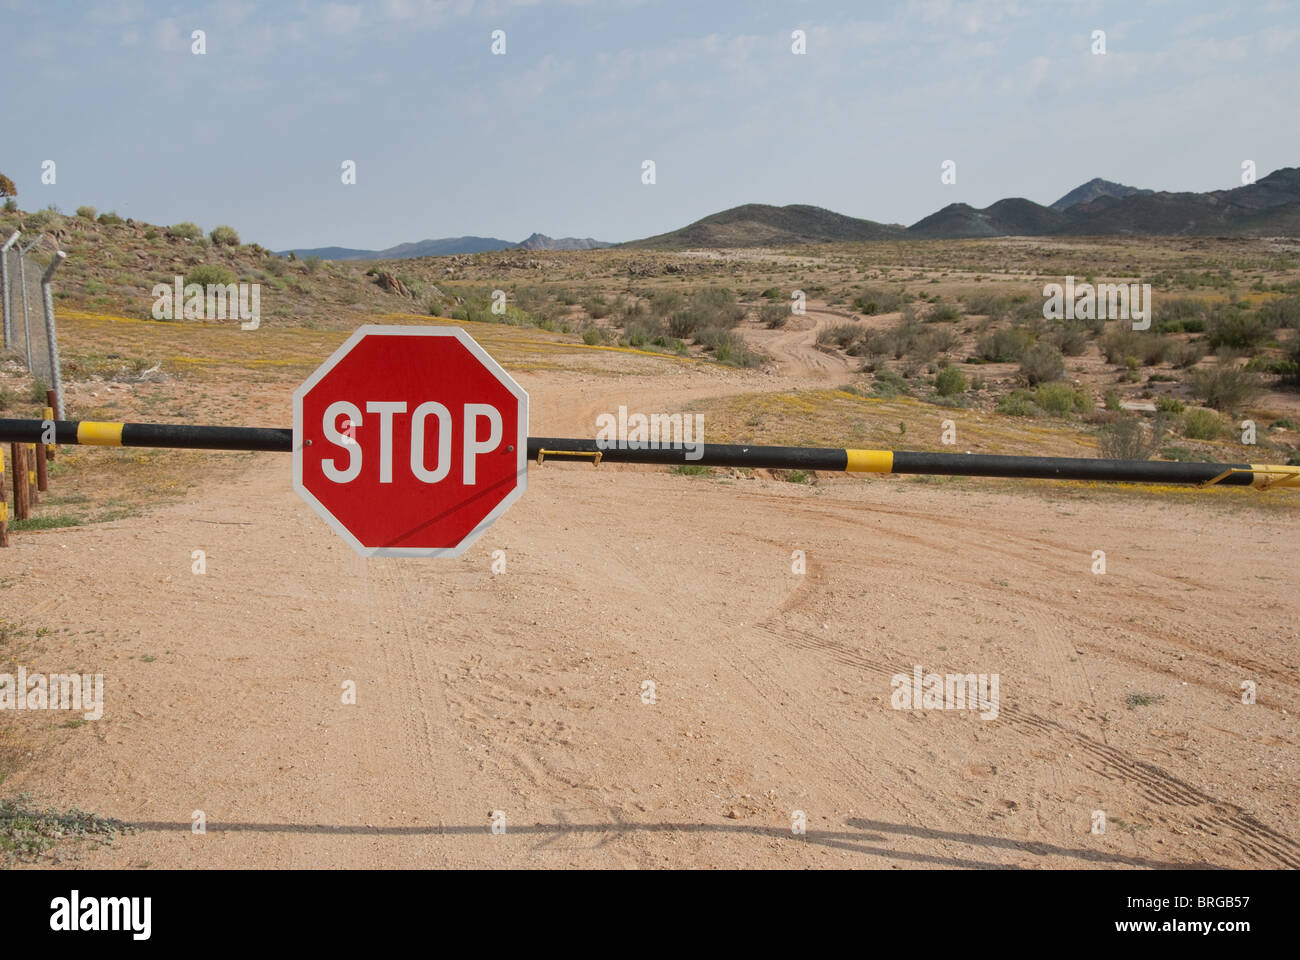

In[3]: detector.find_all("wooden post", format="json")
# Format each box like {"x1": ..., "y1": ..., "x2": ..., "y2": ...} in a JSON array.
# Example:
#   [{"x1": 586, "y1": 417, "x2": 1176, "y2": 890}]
[
  {"x1": 0, "y1": 446, "x2": 8, "y2": 547},
  {"x1": 45, "y1": 390, "x2": 57, "y2": 461},
  {"x1": 35, "y1": 434, "x2": 49, "y2": 493},
  {"x1": 12, "y1": 442, "x2": 29, "y2": 521}
]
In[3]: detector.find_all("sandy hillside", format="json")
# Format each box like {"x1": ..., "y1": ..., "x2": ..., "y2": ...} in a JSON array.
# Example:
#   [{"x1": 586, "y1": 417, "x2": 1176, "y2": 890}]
[{"x1": 3, "y1": 314, "x2": 1298, "y2": 869}]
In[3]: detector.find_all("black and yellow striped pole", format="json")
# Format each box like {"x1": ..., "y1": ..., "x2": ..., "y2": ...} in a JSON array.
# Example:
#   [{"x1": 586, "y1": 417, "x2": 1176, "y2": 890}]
[{"x1": 0, "y1": 417, "x2": 1297, "y2": 490}]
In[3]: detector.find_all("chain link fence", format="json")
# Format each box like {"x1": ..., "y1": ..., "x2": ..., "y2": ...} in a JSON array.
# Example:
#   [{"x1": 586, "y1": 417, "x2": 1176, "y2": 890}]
[{"x1": 1, "y1": 231, "x2": 65, "y2": 417}]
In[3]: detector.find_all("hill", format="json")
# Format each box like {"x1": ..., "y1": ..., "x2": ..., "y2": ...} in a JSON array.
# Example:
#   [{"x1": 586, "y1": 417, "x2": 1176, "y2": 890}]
[
  {"x1": 907, "y1": 197, "x2": 1067, "y2": 238},
  {"x1": 515, "y1": 233, "x2": 613, "y2": 251},
  {"x1": 626, "y1": 167, "x2": 1300, "y2": 246},
  {"x1": 1050, "y1": 177, "x2": 1154, "y2": 211},
  {"x1": 282, "y1": 236, "x2": 515, "y2": 260},
  {"x1": 1062, "y1": 167, "x2": 1300, "y2": 236},
  {"x1": 624, "y1": 203, "x2": 906, "y2": 249},
  {"x1": 281, "y1": 232, "x2": 615, "y2": 260}
]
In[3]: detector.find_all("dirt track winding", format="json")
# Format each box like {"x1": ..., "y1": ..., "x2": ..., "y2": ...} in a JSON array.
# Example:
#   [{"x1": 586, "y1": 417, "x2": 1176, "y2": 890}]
[{"x1": 4, "y1": 316, "x2": 1298, "y2": 869}]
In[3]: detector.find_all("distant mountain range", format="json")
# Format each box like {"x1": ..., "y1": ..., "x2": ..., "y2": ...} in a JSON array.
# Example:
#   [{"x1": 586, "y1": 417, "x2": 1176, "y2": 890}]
[
  {"x1": 622, "y1": 167, "x2": 1300, "y2": 247},
  {"x1": 281, "y1": 167, "x2": 1300, "y2": 258},
  {"x1": 279, "y1": 232, "x2": 613, "y2": 260}
]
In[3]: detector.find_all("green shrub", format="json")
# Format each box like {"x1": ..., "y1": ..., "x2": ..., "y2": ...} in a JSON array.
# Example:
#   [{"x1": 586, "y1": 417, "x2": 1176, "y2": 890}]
[
  {"x1": 650, "y1": 291, "x2": 685, "y2": 317},
  {"x1": 1019, "y1": 342, "x2": 1065, "y2": 385},
  {"x1": 1207, "y1": 309, "x2": 1267, "y2": 350},
  {"x1": 1154, "y1": 297, "x2": 1206, "y2": 332},
  {"x1": 28, "y1": 206, "x2": 64, "y2": 231},
  {"x1": 581, "y1": 296, "x2": 611, "y2": 319},
  {"x1": 997, "y1": 390, "x2": 1037, "y2": 417},
  {"x1": 710, "y1": 332, "x2": 764, "y2": 368},
  {"x1": 961, "y1": 292, "x2": 1010, "y2": 319},
  {"x1": 1170, "y1": 341, "x2": 1205, "y2": 369},
  {"x1": 1103, "y1": 389, "x2": 1123, "y2": 411},
  {"x1": 667, "y1": 309, "x2": 700, "y2": 340},
  {"x1": 818, "y1": 323, "x2": 862, "y2": 350},
  {"x1": 1188, "y1": 357, "x2": 1263, "y2": 411},
  {"x1": 171, "y1": 221, "x2": 203, "y2": 240},
  {"x1": 871, "y1": 369, "x2": 910, "y2": 398},
  {"x1": 1034, "y1": 381, "x2": 1090, "y2": 415},
  {"x1": 186, "y1": 264, "x2": 237, "y2": 286},
  {"x1": 933, "y1": 365, "x2": 967, "y2": 396},
  {"x1": 581, "y1": 327, "x2": 605, "y2": 345},
  {"x1": 1282, "y1": 338, "x2": 1300, "y2": 388},
  {"x1": 976, "y1": 327, "x2": 1033, "y2": 362},
  {"x1": 759, "y1": 302, "x2": 789, "y2": 328},
  {"x1": 1043, "y1": 320, "x2": 1090, "y2": 356},
  {"x1": 75, "y1": 205, "x2": 97, "y2": 220},
  {"x1": 1155, "y1": 396, "x2": 1186, "y2": 414},
  {"x1": 1102, "y1": 328, "x2": 1171, "y2": 366},
  {"x1": 209, "y1": 225, "x2": 240, "y2": 246},
  {"x1": 929, "y1": 304, "x2": 961, "y2": 323},
  {"x1": 698, "y1": 288, "x2": 747, "y2": 325},
  {"x1": 1181, "y1": 408, "x2": 1222, "y2": 439},
  {"x1": 1096, "y1": 416, "x2": 1166, "y2": 460},
  {"x1": 1257, "y1": 295, "x2": 1300, "y2": 329},
  {"x1": 97, "y1": 210, "x2": 124, "y2": 225},
  {"x1": 623, "y1": 319, "x2": 666, "y2": 347},
  {"x1": 854, "y1": 287, "x2": 905, "y2": 316}
]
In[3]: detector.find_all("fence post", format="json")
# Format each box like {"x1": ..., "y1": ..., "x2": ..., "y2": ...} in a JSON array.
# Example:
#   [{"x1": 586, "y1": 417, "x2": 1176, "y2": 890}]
[
  {"x1": 0, "y1": 230, "x2": 18, "y2": 349},
  {"x1": 0, "y1": 446, "x2": 8, "y2": 546},
  {"x1": 42, "y1": 250, "x2": 66, "y2": 420},
  {"x1": 11, "y1": 442, "x2": 29, "y2": 521},
  {"x1": 17, "y1": 235, "x2": 44, "y2": 373},
  {"x1": 35, "y1": 429, "x2": 48, "y2": 492}
]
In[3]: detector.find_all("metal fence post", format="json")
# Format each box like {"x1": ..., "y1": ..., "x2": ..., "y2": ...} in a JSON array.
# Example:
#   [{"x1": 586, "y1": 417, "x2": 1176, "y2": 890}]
[
  {"x1": 0, "y1": 230, "x2": 17, "y2": 348},
  {"x1": 42, "y1": 250, "x2": 67, "y2": 420},
  {"x1": 18, "y1": 235, "x2": 44, "y2": 373}
]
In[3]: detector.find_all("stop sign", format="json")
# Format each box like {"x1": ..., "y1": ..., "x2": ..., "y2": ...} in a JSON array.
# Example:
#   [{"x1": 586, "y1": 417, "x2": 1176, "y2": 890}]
[{"x1": 293, "y1": 325, "x2": 528, "y2": 557}]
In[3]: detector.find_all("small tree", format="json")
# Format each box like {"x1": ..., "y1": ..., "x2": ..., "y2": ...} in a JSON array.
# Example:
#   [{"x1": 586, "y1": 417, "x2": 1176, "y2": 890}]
[{"x1": 0, "y1": 173, "x2": 16, "y2": 201}]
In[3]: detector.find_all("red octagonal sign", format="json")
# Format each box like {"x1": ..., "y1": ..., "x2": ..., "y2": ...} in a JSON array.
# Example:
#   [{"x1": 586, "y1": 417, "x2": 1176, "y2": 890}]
[{"x1": 293, "y1": 325, "x2": 528, "y2": 557}]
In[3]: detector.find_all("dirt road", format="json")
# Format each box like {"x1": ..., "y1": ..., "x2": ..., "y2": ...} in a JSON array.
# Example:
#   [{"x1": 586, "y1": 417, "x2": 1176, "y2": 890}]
[{"x1": 4, "y1": 318, "x2": 1298, "y2": 869}]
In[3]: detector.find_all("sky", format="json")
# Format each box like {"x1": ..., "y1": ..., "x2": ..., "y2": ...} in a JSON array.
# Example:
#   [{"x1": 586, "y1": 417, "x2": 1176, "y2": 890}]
[{"x1": 3, "y1": 0, "x2": 1298, "y2": 250}]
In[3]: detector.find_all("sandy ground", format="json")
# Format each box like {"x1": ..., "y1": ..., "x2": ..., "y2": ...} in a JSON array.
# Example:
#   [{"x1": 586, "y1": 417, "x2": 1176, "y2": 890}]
[{"x1": 3, "y1": 313, "x2": 1298, "y2": 869}]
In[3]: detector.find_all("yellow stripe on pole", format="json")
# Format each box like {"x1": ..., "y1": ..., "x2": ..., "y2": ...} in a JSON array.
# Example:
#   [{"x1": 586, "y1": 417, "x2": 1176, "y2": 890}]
[
  {"x1": 77, "y1": 422, "x2": 125, "y2": 446},
  {"x1": 42, "y1": 407, "x2": 54, "y2": 454},
  {"x1": 845, "y1": 449, "x2": 893, "y2": 474},
  {"x1": 1250, "y1": 463, "x2": 1300, "y2": 489},
  {"x1": 0, "y1": 502, "x2": 6, "y2": 522}
]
